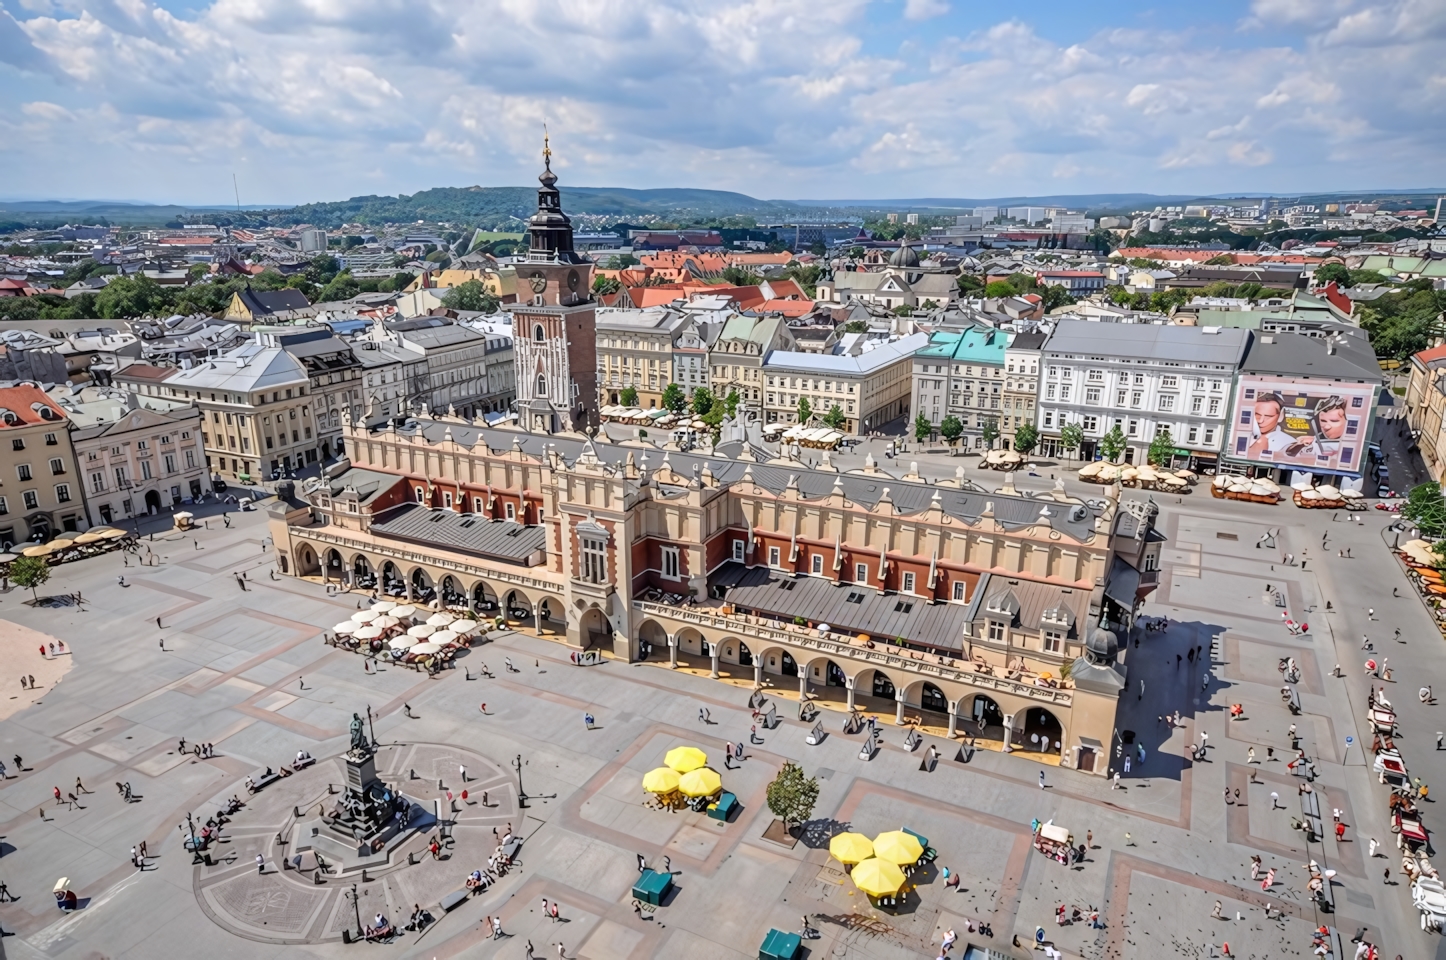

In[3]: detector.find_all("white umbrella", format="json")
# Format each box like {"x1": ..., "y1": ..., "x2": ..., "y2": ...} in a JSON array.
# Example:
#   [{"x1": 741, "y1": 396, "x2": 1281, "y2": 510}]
[
  {"x1": 407, "y1": 623, "x2": 437, "y2": 638},
  {"x1": 426, "y1": 611, "x2": 455, "y2": 627},
  {"x1": 351, "y1": 609, "x2": 379, "y2": 623},
  {"x1": 390, "y1": 604, "x2": 417, "y2": 620},
  {"x1": 410, "y1": 642, "x2": 442, "y2": 655},
  {"x1": 372, "y1": 615, "x2": 400, "y2": 630},
  {"x1": 450, "y1": 619, "x2": 479, "y2": 634},
  {"x1": 353, "y1": 625, "x2": 383, "y2": 640},
  {"x1": 431, "y1": 630, "x2": 460, "y2": 645},
  {"x1": 371, "y1": 600, "x2": 397, "y2": 613},
  {"x1": 333, "y1": 622, "x2": 357, "y2": 635},
  {"x1": 389, "y1": 635, "x2": 419, "y2": 650}
]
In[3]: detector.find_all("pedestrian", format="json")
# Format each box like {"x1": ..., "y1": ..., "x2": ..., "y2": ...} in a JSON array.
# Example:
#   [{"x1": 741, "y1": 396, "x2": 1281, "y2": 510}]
[
  {"x1": 1202, "y1": 671, "x2": 1209, "y2": 692},
  {"x1": 1139, "y1": 679, "x2": 1144, "y2": 701},
  {"x1": 1332, "y1": 807, "x2": 1341, "y2": 824},
  {"x1": 1336, "y1": 821, "x2": 1346, "y2": 842},
  {"x1": 1270, "y1": 791, "x2": 1280, "y2": 809},
  {"x1": 1039, "y1": 770, "x2": 1045, "y2": 789},
  {"x1": 556, "y1": 943, "x2": 566, "y2": 958},
  {"x1": 256, "y1": 853, "x2": 265, "y2": 874},
  {"x1": 131, "y1": 844, "x2": 139, "y2": 867},
  {"x1": 1224, "y1": 787, "x2": 1231, "y2": 805},
  {"x1": 751, "y1": 724, "x2": 759, "y2": 743},
  {"x1": 550, "y1": 901, "x2": 559, "y2": 921},
  {"x1": 583, "y1": 712, "x2": 593, "y2": 730},
  {"x1": 76, "y1": 776, "x2": 88, "y2": 794},
  {"x1": 1369, "y1": 837, "x2": 1379, "y2": 857},
  {"x1": 1212, "y1": 900, "x2": 1222, "y2": 919},
  {"x1": 1250, "y1": 857, "x2": 1260, "y2": 880},
  {"x1": 460, "y1": 764, "x2": 467, "y2": 782},
  {"x1": 1248, "y1": 747, "x2": 1257, "y2": 764},
  {"x1": 1123, "y1": 756, "x2": 1131, "y2": 775},
  {"x1": 725, "y1": 742, "x2": 733, "y2": 768},
  {"x1": 637, "y1": 853, "x2": 646, "y2": 873},
  {"x1": 159, "y1": 637, "x2": 165, "y2": 651},
  {"x1": 1111, "y1": 771, "x2": 1120, "y2": 790},
  {"x1": 1086, "y1": 829, "x2": 1092, "y2": 848}
]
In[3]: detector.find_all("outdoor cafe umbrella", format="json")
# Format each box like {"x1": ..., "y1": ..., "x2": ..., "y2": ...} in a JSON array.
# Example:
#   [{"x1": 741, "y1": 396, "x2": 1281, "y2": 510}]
[
  {"x1": 99, "y1": 528, "x2": 129, "y2": 540},
  {"x1": 0, "y1": 553, "x2": 16, "y2": 562},
  {"x1": 371, "y1": 600, "x2": 397, "y2": 613},
  {"x1": 450, "y1": 619, "x2": 479, "y2": 634},
  {"x1": 850, "y1": 858, "x2": 906, "y2": 898},
  {"x1": 678, "y1": 768, "x2": 722, "y2": 798},
  {"x1": 333, "y1": 621, "x2": 358, "y2": 635},
  {"x1": 426, "y1": 612, "x2": 455, "y2": 627},
  {"x1": 353, "y1": 625, "x2": 383, "y2": 640},
  {"x1": 410, "y1": 642, "x2": 442, "y2": 655},
  {"x1": 872, "y1": 830, "x2": 924, "y2": 866},
  {"x1": 642, "y1": 767, "x2": 681, "y2": 794},
  {"x1": 430, "y1": 630, "x2": 460, "y2": 646},
  {"x1": 407, "y1": 623, "x2": 437, "y2": 638},
  {"x1": 829, "y1": 832, "x2": 874, "y2": 865},
  {"x1": 351, "y1": 609, "x2": 380, "y2": 624},
  {"x1": 372, "y1": 616, "x2": 400, "y2": 630},
  {"x1": 21, "y1": 543, "x2": 57, "y2": 557},
  {"x1": 390, "y1": 604, "x2": 418, "y2": 620},
  {"x1": 74, "y1": 530, "x2": 109, "y2": 544},
  {"x1": 664, "y1": 746, "x2": 708, "y2": 773},
  {"x1": 389, "y1": 635, "x2": 419, "y2": 650}
]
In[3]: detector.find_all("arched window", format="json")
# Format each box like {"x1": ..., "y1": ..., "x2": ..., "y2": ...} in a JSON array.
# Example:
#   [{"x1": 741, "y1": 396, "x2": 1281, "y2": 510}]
[
  {"x1": 534, "y1": 324, "x2": 545, "y2": 342},
  {"x1": 536, "y1": 375, "x2": 547, "y2": 396}
]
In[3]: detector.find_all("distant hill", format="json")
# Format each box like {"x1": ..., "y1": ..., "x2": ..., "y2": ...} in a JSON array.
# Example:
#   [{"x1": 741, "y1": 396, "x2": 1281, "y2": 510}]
[{"x1": 0, "y1": 198, "x2": 257, "y2": 227}]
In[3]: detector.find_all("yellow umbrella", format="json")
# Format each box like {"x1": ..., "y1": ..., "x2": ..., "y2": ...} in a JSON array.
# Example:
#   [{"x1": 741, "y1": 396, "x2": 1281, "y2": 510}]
[
  {"x1": 851, "y1": 857, "x2": 906, "y2": 898},
  {"x1": 21, "y1": 543, "x2": 56, "y2": 557},
  {"x1": 678, "y1": 767, "x2": 722, "y2": 798},
  {"x1": 73, "y1": 530, "x2": 109, "y2": 544},
  {"x1": 828, "y1": 832, "x2": 874, "y2": 865},
  {"x1": 872, "y1": 830, "x2": 924, "y2": 866},
  {"x1": 664, "y1": 746, "x2": 708, "y2": 773},
  {"x1": 642, "y1": 767, "x2": 680, "y2": 794},
  {"x1": 99, "y1": 528, "x2": 130, "y2": 539}
]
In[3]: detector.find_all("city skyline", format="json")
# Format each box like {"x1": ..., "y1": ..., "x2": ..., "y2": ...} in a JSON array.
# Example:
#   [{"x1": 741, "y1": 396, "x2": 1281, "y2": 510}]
[{"x1": 0, "y1": 0, "x2": 1443, "y2": 206}]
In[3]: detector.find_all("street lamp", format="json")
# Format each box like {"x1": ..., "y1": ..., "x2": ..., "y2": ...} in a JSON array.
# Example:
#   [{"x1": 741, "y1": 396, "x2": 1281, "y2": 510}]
[
  {"x1": 513, "y1": 753, "x2": 527, "y2": 809},
  {"x1": 347, "y1": 882, "x2": 362, "y2": 940},
  {"x1": 181, "y1": 811, "x2": 203, "y2": 864}
]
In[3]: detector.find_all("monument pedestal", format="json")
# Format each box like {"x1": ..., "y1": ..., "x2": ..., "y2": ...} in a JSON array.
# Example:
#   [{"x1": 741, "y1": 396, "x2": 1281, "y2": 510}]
[{"x1": 292, "y1": 747, "x2": 429, "y2": 874}]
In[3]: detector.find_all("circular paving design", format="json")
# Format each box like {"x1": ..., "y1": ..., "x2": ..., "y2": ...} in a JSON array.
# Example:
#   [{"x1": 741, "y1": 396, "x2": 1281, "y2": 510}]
[{"x1": 194, "y1": 742, "x2": 519, "y2": 944}]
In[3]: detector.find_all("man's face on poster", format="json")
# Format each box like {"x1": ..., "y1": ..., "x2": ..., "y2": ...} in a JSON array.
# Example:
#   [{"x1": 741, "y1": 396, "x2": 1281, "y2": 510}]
[
  {"x1": 1254, "y1": 398, "x2": 1282, "y2": 433},
  {"x1": 1317, "y1": 406, "x2": 1346, "y2": 440}
]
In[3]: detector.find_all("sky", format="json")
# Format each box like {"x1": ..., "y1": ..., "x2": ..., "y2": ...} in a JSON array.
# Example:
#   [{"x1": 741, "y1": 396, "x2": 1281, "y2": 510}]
[{"x1": 0, "y1": 0, "x2": 1444, "y2": 206}]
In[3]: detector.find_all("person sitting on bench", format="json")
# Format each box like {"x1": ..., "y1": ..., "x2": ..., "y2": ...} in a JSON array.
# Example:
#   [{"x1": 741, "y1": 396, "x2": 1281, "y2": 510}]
[
  {"x1": 295, "y1": 750, "x2": 313, "y2": 765},
  {"x1": 465, "y1": 869, "x2": 485, "y2": 891},
  {"x1": 365, "y1": 913, "x2": 393, "y2": 940}
]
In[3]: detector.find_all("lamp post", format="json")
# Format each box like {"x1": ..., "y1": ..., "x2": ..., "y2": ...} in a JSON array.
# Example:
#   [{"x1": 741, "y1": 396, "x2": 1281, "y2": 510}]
[
  {"x1": 347, "y1": 882, "x2": 362, "y2": 940},
  {"x1": 181, "y1": 811, "x2": 201, "y2": 863},
  {"x1": 365, "y1": 705, "x2": 378, "y2": 749},
  {"x1": 513, "y1": 753, "x2": 528, "y2": 809}
]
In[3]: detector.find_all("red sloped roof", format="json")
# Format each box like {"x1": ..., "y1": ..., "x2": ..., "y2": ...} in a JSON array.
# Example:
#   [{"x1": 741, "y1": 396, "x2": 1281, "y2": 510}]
[
  {"x1": 0, "y1": 384, "x2": 68, "y2": 427},
  {"x1": 1414, "y1": 345, "x2": 1446, "y2": 365},
  {"x1": 759, "y1": 299, "x2": 814, "y2": 317}
]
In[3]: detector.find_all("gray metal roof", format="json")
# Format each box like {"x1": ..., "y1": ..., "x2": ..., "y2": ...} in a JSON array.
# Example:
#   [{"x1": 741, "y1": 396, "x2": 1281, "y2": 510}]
[
  {"x1": 1043, "y1": 318, "x2": 1250, "y2": 365},
  {"x1": 324, "y1": 467, "x2": 405, "y2": 506},
  {"x1": 370, "y1": 502, "x2": 546, "y2": 564},
  {"x1": 399, "y1": 421, "x2": 1102, "y2": 541},
  {"x1": 711, "y1": 562, "x2": 973, "y2": 652},
  {"x1": 1239, "y1": 330, "x2": 1382, "y2": 382}
]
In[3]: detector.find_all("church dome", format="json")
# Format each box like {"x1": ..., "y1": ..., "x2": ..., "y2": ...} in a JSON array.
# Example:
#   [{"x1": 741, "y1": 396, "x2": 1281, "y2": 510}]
[
  {"x1": 889, "y1": 239, "x2": 920, "y2": 268},
  {"x1": 1085, "y1": 625, "x2": 1118, "y2": 665}
]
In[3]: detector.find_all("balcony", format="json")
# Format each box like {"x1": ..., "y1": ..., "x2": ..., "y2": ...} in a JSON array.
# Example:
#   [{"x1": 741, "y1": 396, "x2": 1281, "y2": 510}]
[{"x1": 634, "y1": 599, "x2": 1073, "y2": 707}]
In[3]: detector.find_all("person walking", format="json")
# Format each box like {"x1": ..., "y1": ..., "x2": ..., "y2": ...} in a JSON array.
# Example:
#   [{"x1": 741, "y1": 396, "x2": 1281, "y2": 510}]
[
  {"x1": 1248, "y1": 747, "x2": 1257, "y2": 764},
  {"x1": 583, "y1": 712, "x2": 594, "y2": 730},
  {"x1": 1039, "y1": 771, "x2": 1046, "y2": 790},
  {"x1": 256, "y1": 853, "x2": 265, "y2": 874},
  {"x1": 1336, "y1": 821, "x2": 1347, "y2": 842},
  {"x1": 493, "y1": 915, "x2": 503, "y2": 939},
  {"x1": 1369, "y1": 837, "x2": 1379, "y2": 857},
  {"x1": 1212, "y1": 900, "x2": 1223, "y2": 919}
]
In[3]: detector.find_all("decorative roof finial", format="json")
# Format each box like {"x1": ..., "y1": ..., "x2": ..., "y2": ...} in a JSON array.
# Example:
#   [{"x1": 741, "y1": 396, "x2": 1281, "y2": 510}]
[{"x1": 542, "y1": 124, "x2": 552, "y2": 172}]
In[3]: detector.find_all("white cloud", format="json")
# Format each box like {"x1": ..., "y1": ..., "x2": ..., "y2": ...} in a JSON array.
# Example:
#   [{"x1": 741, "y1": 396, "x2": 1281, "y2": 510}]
[{"x1": 0, "y1": 0, "x2": 1440, "y2": 203}]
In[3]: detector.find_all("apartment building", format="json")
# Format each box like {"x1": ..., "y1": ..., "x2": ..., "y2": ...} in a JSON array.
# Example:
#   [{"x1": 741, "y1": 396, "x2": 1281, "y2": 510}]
[
  {"x1": 596, "y1": 308, "x2": 690, "y2": 408},
  {"x1": 376, "y1": 317, "x2": 514, "y2": 418},
  {"x1": 1036, "y1": 321, "x2": 1250, "y2": 467},
  {"x1": 68, "y1": 398, "x2": 207, "y2": 523},
  {"x1": 911, "y1": 327, "x2": 1007, "y2": 449},
  {"x1": 762, "y1": 333, "x2": 925, "y2": 434},
  {"x1": 0, "y1": 384, "x2": 85, "y2": 542},
  {"x1": 163, "y1": 337, "x2": 316, "y2": 481},
  {"x1": 1001, "y1": 331, "x2": 1046, "y2": 449},
  {"x1": 709, "y1": 314, "x2": 796, "y2": 414},
  {"x1": 276, "y1": 330, "x2": 364, "y2": 462}
]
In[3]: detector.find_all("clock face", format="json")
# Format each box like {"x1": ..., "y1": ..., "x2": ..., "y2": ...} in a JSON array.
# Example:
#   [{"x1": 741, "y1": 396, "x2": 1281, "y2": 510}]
[
  {"x1": 567, "y1": 269, "x2": 579, "y2": 291},
  {"x1": 530, "y1": 272, "x2": 547, "y2": 293}
]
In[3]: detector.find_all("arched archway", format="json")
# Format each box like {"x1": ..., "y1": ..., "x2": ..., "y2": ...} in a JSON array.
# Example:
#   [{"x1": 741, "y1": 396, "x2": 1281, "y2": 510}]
[
  {"x1": 471, "y1": 581, "x2": 498, "y2": 615},
  {"x1": 579, "y1": 607, "x2": 610, "y2": 649},
  {"x1": 919, "y1": 682, "x2": 948, "y2": 713},
  {"x1": 144, "y1": 489, "x2": 162, "y2": 514},
  {"x1": 504, "y1": 590, "x2": 533, "y2": 623},
  {"x1": 324, "y1": 548, "x2": 343, "y2": 580},
  {"x1": 351, "y1": 555, "x2": 375, "y2": 588},
  {"x1": 638, "y1": 620, "x2": 668, "y2": 661},
  {"x1": 294, "y1": 543, "x2": 320, "y2": 577},
  {"x1": 870, "y1": 670, "x2": 896, "y2": 700},
  {"x1": 409, "y1": 568, "x2": 434, "y2": 602},
  {"x1": 380, "y1": 561, "x2": 403, "y2": 596},
  {"x1": 1022, "y1": 706, "x2": 1064, "y2": 756},
  {"x1": 674, "y1": 627, "x2": 705, "y2": 657},
  {"x1": 738, "y1": 642, "x2": 754, "y2": 667},
  {"x1": 439, "y1": 575, "x2": 465, "y2": 609},
  {"x1": 536, "y1": 596, "x2": 566, "y2": 634}
]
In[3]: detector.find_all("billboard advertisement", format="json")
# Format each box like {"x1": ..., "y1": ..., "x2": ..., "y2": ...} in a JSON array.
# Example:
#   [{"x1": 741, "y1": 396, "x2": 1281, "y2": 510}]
[{"x1": 1229, "y1": 375, "x2": 1375, "y2": 474}]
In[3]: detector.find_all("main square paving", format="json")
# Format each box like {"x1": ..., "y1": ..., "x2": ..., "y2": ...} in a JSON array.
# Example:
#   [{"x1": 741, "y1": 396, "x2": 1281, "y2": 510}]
[{"x1": 0, "y1": 488, "x2": 1442, "y2": 959}]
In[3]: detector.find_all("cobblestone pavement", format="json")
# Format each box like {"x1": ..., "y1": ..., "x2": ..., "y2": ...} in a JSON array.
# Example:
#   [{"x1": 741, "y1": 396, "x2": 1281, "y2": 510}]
[{"x1": 0, "y1": 492, "x2": 1439, "y2": 959}]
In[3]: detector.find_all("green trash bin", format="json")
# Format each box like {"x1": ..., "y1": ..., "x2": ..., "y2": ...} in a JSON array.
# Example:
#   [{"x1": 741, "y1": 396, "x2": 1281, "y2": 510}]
[
  {"x1": 759, "y1": 928, "x2": 801, "y2": 960},
  {"x1": 631, "y1": 868, "x2": 672, "y2": 906}
]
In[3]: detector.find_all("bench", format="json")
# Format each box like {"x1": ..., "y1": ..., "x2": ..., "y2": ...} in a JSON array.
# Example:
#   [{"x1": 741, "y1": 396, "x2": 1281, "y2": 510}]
[
  {"x1": 293, "y1": 756, "x2": 316, "y2": 771},
  {"x1": 501, "y1": 837, "x2": 523, "y2": 859},
  {"x1": 438, "y1": 889, "x2": 469, "y2": 913},
  {"x1": 249, "y1": 771, "x2": 280, "y2": 793}
]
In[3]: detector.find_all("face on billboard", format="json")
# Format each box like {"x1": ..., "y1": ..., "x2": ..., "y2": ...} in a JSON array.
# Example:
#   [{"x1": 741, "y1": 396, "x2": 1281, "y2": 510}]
[{"x1": 1231, "y1": 376, "x2": 1373, "y2": 473}]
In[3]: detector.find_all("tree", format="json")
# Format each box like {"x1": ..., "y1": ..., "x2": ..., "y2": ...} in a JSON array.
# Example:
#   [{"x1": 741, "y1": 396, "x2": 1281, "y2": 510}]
[
  {"x1": 939, "y1": 415, "x2": 964, "y2": 444},
  {"x1": 1013, "y1": 422, "x2": 1039, "y2": 456},
  {"x1": 593, "y1": 275, "x2": 621, "y2": 295},
  {"x1": 843, "y1": 320, "x2": 869, "y2": 333},
  {"x1": 956, "y1": 274, "x2": 984, "y2": 294},
  {"x1": 797, "y1": 396, "x2": 812, "y2": 424},
  {"x1": 619, "y1": 386, "x2": 638, "y2": 407},
  {"x1": 1404, "y1": 482, "x2": 1446, "y2": 537},
  {"x1": 1314, "y1": 263, "x2": 1350, "y2": 287},
  {"x1": 691, "y1": 387, "x2": 715, "y2": 416},
  {"x1": 765, "y1": 761, "x2": 819, "y2": 830},
  {"x1": 724, "y1": 389, "x2": 740, "y2": 419},
  {"x1": 1039, "y1": 285, "x2": 1075, "y2": 311},
  {"x1": 95, "y1": 274, "x2": 172, "y2": 319},
  {"x1": 1059, "y1": 422, "x2": 1084, "y2": 461},
  {"x1": 440, "y1": 279, "x2": 498, "y2": 313},
  {"x1": 316, "y1": 271, "x2": 358, "y2": 303},
  {"x1": 822, "y1": 404, "x2": 846, "y2": 429},
  {"x1": 661, "y1": 383, "x2": 687, "y2": 414},
  {"x1": 984, "y1": 280, "x2": 1016, "y2": 298},
  {"x1": 914, "y1": 414, "x2": 933, "y2": 443},
  {"x1": 10, "y1": 555, "x2": 50, "y2": 604},
  {"x1": 722, "y1": 265, "x2": 762, "y2": 286},
  {"x1": 604, "y1": 254, "x2": 639, "y2": 269},
  {"x1": 980, "y1": 418, "x2": 1000, "y2": 449},
  {"x1": 1147, "y1": 426, "x2": 1176, "y2": 467},
  {"x1": 1099, "y1": 424, "x2": 1127, "y2": 462}
]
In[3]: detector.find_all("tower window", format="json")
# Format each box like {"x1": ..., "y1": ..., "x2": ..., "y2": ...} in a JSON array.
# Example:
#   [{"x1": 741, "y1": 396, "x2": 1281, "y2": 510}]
[
  {"x1": 536, "y1": 375, "x2": 547, "y2": 396},
  {"x1": 534, "y1": 324, "x2": 545, "y2": 342}
]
